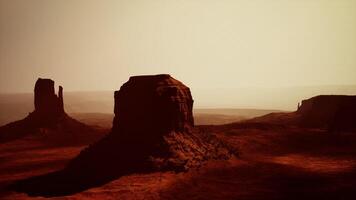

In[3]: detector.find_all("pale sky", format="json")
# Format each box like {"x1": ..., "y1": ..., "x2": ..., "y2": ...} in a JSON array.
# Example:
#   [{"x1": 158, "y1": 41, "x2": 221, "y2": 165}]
[{"x1": 0, "y1": 0, "x2": 356, "y2": 109}]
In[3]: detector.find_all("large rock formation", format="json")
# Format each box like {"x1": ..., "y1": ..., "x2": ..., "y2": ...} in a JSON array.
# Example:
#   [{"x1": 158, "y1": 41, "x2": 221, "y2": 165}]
[
  {"x1": 297, "y1": 95, "x2": 356, "y2": 131},
  {"x1": 12, "y1": 75, "x2": 236, "y2": 197},
  {"x1": 112, "y1": 74, "x2": 194, "y2": 134},
  {"x1": 0, "y1": 78, "x2": 100, "y2": 144},
  {"x1": 69, "y1": 74, "x2": 233, "y2": 172}
]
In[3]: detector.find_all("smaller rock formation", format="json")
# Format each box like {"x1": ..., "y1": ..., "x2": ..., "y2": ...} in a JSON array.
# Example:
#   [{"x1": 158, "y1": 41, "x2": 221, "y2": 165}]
[
  {"x1": 31, "y1": 78, "x2": 65, "y2": 126},
  {"x1": 247, "y1": 95, "x2": 356, "y2": 132},
  {"x1": 34, "y1": 79, "x2": 64, "y2": 117},
  {"x1": 0, "y1": 78, "x2": 99, "y2": 144},
  {"x1": 297, "y1": 95, "x2": 356, "y2": 131}
]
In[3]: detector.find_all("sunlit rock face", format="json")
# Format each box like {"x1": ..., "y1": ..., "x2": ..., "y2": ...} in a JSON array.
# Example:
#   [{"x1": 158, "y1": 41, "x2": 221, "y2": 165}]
[{"x1": 297, "y1": 95, "x2": 356, "y2": 131}]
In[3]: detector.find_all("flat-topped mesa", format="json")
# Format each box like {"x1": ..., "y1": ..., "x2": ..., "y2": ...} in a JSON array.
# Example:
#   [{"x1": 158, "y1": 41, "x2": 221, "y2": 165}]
[
  {"x1": 297, "y1": 95, "x2": 356, "y2": 131},
  {"x1": 64, "y1": 74, "x2": 233, "y2": 183},
  {"x1": 33, "y1": 78, "x2": 64, "y2": 118},
  {"x1": 112, "y1": 74, "x2": 194, "y2": 136}
]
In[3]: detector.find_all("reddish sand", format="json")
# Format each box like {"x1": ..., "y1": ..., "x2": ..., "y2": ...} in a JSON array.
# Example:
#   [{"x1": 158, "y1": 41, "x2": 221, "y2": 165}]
[{"x1": 1, "y1": 123, "x2": 356, "y2": 199}]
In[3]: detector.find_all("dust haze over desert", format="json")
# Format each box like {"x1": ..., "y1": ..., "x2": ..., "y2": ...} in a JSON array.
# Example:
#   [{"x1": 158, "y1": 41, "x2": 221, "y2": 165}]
[{"x1": 1, "y1": 0, "x2": 356, "y2": 200}]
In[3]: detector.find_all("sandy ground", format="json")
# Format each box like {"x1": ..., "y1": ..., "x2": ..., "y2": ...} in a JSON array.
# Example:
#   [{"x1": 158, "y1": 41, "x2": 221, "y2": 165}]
[{"x1": 0, "y1": 124, "x2": 356, "y2": 200}]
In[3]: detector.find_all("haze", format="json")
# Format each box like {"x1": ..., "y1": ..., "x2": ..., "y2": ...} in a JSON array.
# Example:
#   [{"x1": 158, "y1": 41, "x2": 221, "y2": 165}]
[{"x1": 1, "y1": 0, "x2": 356, "y2": 110}]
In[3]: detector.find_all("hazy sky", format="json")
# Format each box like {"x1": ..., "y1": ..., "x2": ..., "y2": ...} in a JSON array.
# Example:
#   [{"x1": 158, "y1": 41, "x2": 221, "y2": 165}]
[{"x1": 1, "y1": 0, "x2": 356, "y2": 109}]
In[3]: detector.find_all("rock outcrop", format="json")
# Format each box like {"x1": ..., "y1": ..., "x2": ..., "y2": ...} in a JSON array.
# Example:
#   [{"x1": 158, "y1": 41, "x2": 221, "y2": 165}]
[
  {"x1": 29, "y1": 78, "x2": 66, "y2": 127},
  {"x1": 246, "y1": 95, "x2": 356, "y2": 132},
  {"x1": 12, "y1": 75, "x2": 236, "y2": 197},
  {"x1": 0, "y1": 78, "x2": 100, "y2": 144},
  {"x1": 69, "y1": 74, "x2": 233, "y2": 172},
  {"x1": 34, "y1": 78, "x2": 64, "y2": 117},
  {"x1": 112, "y1": 74, "x2": 194, "y2": 134},
  {"x1": 297, "y1": 95, "x2": 356, "y2": 131}
]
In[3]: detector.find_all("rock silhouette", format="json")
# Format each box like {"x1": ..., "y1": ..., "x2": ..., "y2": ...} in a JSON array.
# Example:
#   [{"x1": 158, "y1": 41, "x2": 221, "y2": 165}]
[
  {"x1": 112, "y1": 74, "x2": 194, "y2": 134},
  {"x1": 250, "y1": 95, "x2": 356, "y2": 132},
  {"x1": 297, "y1": 95, "x2": 356, "y2": 131},
  {"x1": 12, "y1": 74, "x2": 235, "y2": 197},
  {"x1": 0, "y1": 78, "x2": 100, "y2": 145},
  {"x1": 71, "y1": 74, "x2": 232, "y2": 171},
  {"x1": 34, "y1": 78, "x2": 64, "y2": 117}
]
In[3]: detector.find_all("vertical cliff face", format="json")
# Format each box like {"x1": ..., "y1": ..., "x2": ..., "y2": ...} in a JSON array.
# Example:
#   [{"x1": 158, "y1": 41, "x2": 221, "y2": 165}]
[
  {"x1": 112, "y1": 74, "x2": 194, "y2": 137},
  {"x1": 33, "y1": 78, "x2": 64, "y2": 118}
]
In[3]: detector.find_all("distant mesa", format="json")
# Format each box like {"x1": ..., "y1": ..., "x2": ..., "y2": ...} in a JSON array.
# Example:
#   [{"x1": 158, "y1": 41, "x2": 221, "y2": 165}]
[
  {"x1": 250, "y1": 95, "x2": 356, "y2": 132},
  {"x1": 12, "y1": 74, "x2": 236, "y2": 197},
  {"x1": 297, "y1": 95, "x2": 356, "y2": 131},
  {"x1": 0, "y1": 78, "x2": 100, "y2": 144}
]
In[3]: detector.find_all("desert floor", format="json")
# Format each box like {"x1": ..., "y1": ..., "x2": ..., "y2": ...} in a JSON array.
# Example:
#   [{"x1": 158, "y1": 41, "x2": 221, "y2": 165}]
[{"x1": 1, "y1": 122, "x2": 355, "y2": 200}]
